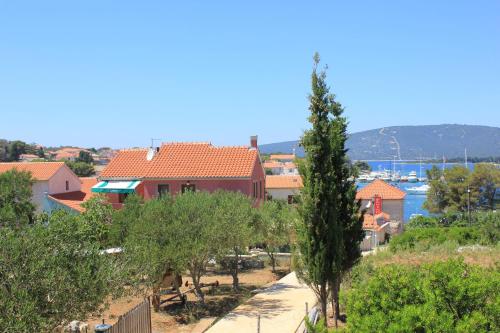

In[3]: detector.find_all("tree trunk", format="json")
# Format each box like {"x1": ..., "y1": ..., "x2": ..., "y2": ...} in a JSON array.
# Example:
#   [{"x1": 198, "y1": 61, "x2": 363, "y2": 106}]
[
  {"x1": 319, "y1": 283, "x2": 328, "y2": 326},
  {"x1": 152, "y1": 286, "x2": 161, "y2": 312},
  {"x1": 330, "y1": 277, "x2": 340, "y2": 328},
  {"x1": 191, "y1": 270, "x2": 204, "y2": 303},
  {"x1": 231, "y1": 248, "x2": 240, "y2": 290}
]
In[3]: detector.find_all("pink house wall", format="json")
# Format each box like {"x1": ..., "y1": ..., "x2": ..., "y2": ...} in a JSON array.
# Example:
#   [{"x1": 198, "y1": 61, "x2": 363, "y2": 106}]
[
  {"x1": 48, "y1": 165, "x2": 82, "y2": 194},
  {"x1": 105, "y1": 154, "x2": 266, "y2": 207}
]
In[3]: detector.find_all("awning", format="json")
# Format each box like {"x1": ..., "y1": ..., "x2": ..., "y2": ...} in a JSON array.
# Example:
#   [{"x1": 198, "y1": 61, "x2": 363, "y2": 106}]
[{"x1": 91, "y1": 180, "x2": 141, "y2": 194}]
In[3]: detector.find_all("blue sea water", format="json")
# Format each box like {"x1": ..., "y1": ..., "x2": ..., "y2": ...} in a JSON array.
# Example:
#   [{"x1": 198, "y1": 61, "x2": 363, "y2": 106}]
[{"x1": 356, "y1": 162, "x2": 474, "y2": 222}]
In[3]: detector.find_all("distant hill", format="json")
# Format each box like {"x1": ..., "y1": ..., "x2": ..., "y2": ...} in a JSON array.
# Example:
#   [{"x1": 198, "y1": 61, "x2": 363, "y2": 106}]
[{"x1": 259, "y1": 124, "x2": 500, "y2": 160}]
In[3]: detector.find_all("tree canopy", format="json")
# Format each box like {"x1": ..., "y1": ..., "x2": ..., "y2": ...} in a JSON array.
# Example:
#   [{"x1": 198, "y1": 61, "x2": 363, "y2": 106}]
[
  {"x1": 0, "y1": 169, "x2": 35, "y2": 228},
  {"x1": 0, "y1": 211, "x2": 118, "y2": 332},
  {"x1": 425, "y1": 164, "x2": 500, "y2": 214}
]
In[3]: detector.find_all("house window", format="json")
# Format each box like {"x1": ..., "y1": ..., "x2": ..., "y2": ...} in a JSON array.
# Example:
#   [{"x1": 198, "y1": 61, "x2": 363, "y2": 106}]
[
  {"x1": 259, "y1": 181, "x2": 262, "y2": 198},
  {"x1": 118, "y1": 193, "x2": 129, "y2": 203},
  {"x1": 158, "y1": 184, "x2": 170, "y2": 197},
  {"x1": 253, "y1": 182, "x2": 257, "y2": 198},
  {"x1": 287, "y1": 195, "x2": 294, "y2": 204},
  {"x1": 181, "y1": 184, "x2": 196, "y2": 193},
  {"x1": 65, "y1": 181, "x2": 69, "y2": 191}
]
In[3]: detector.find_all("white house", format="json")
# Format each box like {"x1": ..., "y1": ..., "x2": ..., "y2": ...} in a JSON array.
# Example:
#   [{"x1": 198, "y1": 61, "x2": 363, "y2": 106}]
[
  {"x1": 0, "y1": 162, "x2": 82, "y2": 212},
  {"x1": 265, "y1": 175, "x2": 303, "y2": 203}
]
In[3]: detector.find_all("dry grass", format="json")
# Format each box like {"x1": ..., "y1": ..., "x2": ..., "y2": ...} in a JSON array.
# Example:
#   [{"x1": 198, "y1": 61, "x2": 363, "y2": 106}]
[
  {"x1": 86, "y1": 266, "x2": 290, "y2": 333},
  {"x1": 364, "y1": 242, "x2": 500, "y2": 268}
]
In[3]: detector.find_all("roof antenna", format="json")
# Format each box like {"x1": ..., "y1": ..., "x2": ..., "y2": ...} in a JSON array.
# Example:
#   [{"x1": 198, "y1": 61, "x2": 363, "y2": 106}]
[{"x1": 147, "y1": 138, "x2": 162, "y2": 161}]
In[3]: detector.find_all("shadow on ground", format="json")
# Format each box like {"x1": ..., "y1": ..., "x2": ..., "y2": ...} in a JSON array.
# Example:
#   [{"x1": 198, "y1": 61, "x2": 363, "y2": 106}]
[{"x1": 160, "y1": 284, "x2": 260, "y2": 324}]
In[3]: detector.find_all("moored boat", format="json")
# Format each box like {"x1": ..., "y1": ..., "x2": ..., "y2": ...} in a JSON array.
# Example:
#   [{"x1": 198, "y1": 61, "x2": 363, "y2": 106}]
[{"x1": 406, "y1": 184, "x2": 430, "y2": 195}]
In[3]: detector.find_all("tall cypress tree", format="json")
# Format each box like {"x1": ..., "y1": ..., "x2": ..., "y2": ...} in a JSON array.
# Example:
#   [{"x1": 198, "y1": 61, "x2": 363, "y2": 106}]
[
  {"x1": 329, "y1": 102, "x2": 364, "y2": 327},
  {"x1": 297, "y1": 53, "x2": 343, "y2": 320},
  {"x1": 296, "y1": 53, "x2": 364, "y2": 325}
]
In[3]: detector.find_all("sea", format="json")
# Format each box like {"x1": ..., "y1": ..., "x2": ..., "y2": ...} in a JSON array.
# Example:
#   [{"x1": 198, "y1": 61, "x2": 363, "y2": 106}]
[{"x1": 356, "y1": 161, "x2": 474, "y2": 222}]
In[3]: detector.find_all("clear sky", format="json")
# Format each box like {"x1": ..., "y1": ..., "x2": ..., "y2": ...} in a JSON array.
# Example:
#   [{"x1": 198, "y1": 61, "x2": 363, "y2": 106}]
[{"x1": 0, "y1": 1, "x2": 499, "y2": 148}]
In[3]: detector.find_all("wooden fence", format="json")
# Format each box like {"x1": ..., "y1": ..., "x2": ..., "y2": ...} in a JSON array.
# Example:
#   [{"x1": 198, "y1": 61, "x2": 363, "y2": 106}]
[{"x1": 109, "y1": 298, "x2": 152, "y2": 333}]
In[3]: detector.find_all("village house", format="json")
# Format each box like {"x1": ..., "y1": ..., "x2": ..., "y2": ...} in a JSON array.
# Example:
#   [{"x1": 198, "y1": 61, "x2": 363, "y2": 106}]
[
  {"x1": 356, "y1": 179, "x2": 406, "y2": 236},
  {"x1": 265, "y1": 175, "x2": 303, "y2": 203},
  {"x1": 93, "y1": 136, "x2": 265, "y2": 207},
  {"x1": 48, "y1": 177, "x2": 97, "y2": 213},
  {"x1": 263, "y1": 154, "x2": 299, "y2": 175},
  {"x1": 0, "y1": 162, "x2": 86, "y2": 213},
  {"x1": 269, "y1": 154, "x2": 295, "y2": 162},
  {"x1": 19, "y1": 153, "x2": 41, "y2": 162},
  {"x1": 50, "y1": 147, "x2": 90, "y2": 161}
]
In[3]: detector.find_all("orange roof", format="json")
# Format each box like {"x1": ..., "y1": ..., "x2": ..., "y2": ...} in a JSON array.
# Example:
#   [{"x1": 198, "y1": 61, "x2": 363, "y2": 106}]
[
  {"x1": 363, "y1": 212, "x2": 391, "y2": 231},
  {"x1": 53, "y1": 147, "x2": 89, "y2": 160},
  {"x1": 270, "y1": 154, "x2": 295, "y2": 160},
  {"x1": 263, "y1": 161, "x2": 283, "y2": 169},
  {"x1": 356, "y1": 179, "x2": 406, "y2": 200},
  {"x1": 100, "y1": 143, "x2": 260, "y2": 179},
  {"x1": 266, "y1": 175, "x2": 303, "y2": 189},
  {"x1": 0, "y1": 162, "x2": 65, "y2": 181},
  {"x1": 20, "y1": 154, "x2": 40, "y2": 159},
  {"x1": 48, "y1": 177, "x2": 98, "y2": 212}
]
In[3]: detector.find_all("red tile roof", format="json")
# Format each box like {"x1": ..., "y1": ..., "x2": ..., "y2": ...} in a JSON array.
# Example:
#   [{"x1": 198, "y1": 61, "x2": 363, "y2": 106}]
[
  {"x1": 356, "y1": 179, "x2": 406, "y2": 200},
  {"x1": 100, "y1": 143, "x2": 260, "y2": 179},
  {"x1": 48, "y1": 177, "x2": 98, "y2": 212},
  {"x1": 363, "y1": 212, "x2": 391, "y2": 231},
  {"x1": 266, "y1": 175, "x2": 303, "y2": 189},
  {"x1": 0, "y1": 162, "x2": 65, "y2": 181},
  {"x1": 270, "y1": 154, "x2": 295, "y2": 160},
  {"x1": 263, "y1": 161, "x2": 283, "y2": 169}
]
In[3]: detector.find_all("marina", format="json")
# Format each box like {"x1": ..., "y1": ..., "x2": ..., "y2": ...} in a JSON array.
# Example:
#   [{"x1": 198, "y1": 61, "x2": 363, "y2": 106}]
[{"x1": 356, "y1": 161, "x2": 475, "y2": 222}]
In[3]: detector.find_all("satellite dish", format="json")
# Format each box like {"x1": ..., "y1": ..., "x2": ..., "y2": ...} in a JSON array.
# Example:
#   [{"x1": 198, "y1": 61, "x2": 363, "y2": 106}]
[{"x1": 146, "y1": 148, "x2": 155, "y2": 161}]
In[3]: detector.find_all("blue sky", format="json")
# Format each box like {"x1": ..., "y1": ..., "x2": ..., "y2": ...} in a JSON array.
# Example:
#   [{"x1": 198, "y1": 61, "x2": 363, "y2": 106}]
[{"x1": 0, "y1": 1, "x2": 499, "y2": 148}]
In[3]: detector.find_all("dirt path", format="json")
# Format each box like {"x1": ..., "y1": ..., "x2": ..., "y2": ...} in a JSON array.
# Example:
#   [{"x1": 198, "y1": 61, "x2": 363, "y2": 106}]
[{"x1": 87, "y1": 268, "x2": 283, "y2": 333}]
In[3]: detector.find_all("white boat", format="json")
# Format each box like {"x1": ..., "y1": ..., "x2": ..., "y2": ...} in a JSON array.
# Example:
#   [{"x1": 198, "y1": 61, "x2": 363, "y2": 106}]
[
  {"x1": 357, "y1": 174, "x2": 369, "y2": 183},
  {"x1": 407, "y1": 184, "x2": 430, "y2": 195},
  {"x1": 407, "y1": 171, "x2": 418, "y2": 183}
]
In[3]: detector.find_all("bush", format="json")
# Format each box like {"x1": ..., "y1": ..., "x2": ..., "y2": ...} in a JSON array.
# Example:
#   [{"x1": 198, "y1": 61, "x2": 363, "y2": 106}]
[
  {"x1": 345, "y1": 259, "x2": 500, "y2": 332},
  {"x1": 65, "y1": 161, "x2": 95, "y2": 177},
  {"x1": 390, "y1": 227, "x2": 484, "y2": 252}
]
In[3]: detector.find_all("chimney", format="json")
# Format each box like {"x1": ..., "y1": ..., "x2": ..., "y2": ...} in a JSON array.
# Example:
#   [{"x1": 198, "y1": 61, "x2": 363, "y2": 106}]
[{"x1": 250, "y1": 135, "x2": 258, "y2": 149}]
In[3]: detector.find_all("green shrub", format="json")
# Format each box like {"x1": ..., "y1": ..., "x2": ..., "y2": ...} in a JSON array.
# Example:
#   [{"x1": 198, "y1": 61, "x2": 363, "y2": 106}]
[
  {"x1": 345, "y1": 259, "x2": 500, "y2": 332},
  {"x1": 390, "y1": 227, "x2": 484, "y2": 252}
]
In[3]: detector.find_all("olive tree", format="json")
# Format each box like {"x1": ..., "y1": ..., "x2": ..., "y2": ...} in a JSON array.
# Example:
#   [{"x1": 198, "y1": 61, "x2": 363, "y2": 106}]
[
  {"x1": 213, "y1": 190, "x2": 256, "y2": 290},
  {"x1": 0, "y1": 211, "x2": 117, "y2": 331},
  {"x1": 258, "y1": 200, "x2": 294, "y2": 273}
]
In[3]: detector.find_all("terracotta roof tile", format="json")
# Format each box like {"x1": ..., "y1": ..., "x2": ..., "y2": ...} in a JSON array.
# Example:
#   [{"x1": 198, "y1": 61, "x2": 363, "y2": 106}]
[
  {"x1": 265, "y1": 175, "x2": 303, "y2": 189},
  {"x1": 100, "y1": 149, "x2": 150, "y2": 179},
  {"x1": 0, "y1": 162, "x2": 65, "y2": 181},
  {"x1": 48, "y1": 177, "x2": 98, "y2": 212},
  {"x1": 270, "y1": 154, "x2": 295, "y2": 160},
  {"x1": 100, "y1": 143, "x2": 260, "y2": 179},
  {"x1": 363, "y1": 212, "x2": 391, "y2": 231},
  {"x1": 263, "y1": 161, "x2": 283, "y2": 169},
  {"x1": 356, "y1": 179, "x2": 406, "y2": 200}
]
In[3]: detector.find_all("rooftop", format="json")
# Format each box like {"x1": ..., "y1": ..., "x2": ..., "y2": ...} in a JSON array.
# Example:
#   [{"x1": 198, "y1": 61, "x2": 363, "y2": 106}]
[
  {"x1": 100, "y1": 142, "x2": 260, "y2": 179},
  {"x1": 0, "y1": 162, "x2": 66, "y2": 181},
  {"x1": 48, "y1": 177, "x2": 98, "y2": 212},
  {"x1": 269, "y1": 154, "x2": 295, "y2": 161},
  {"x1": 265, "y1": 175, "x2": 303, "y2": 189},
  {"x1": 363, "y1": 212, "x2": 391, "y2": 231},
  {"x1": 356, "y1": 179, "x2": 406, "y2": 200}
]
